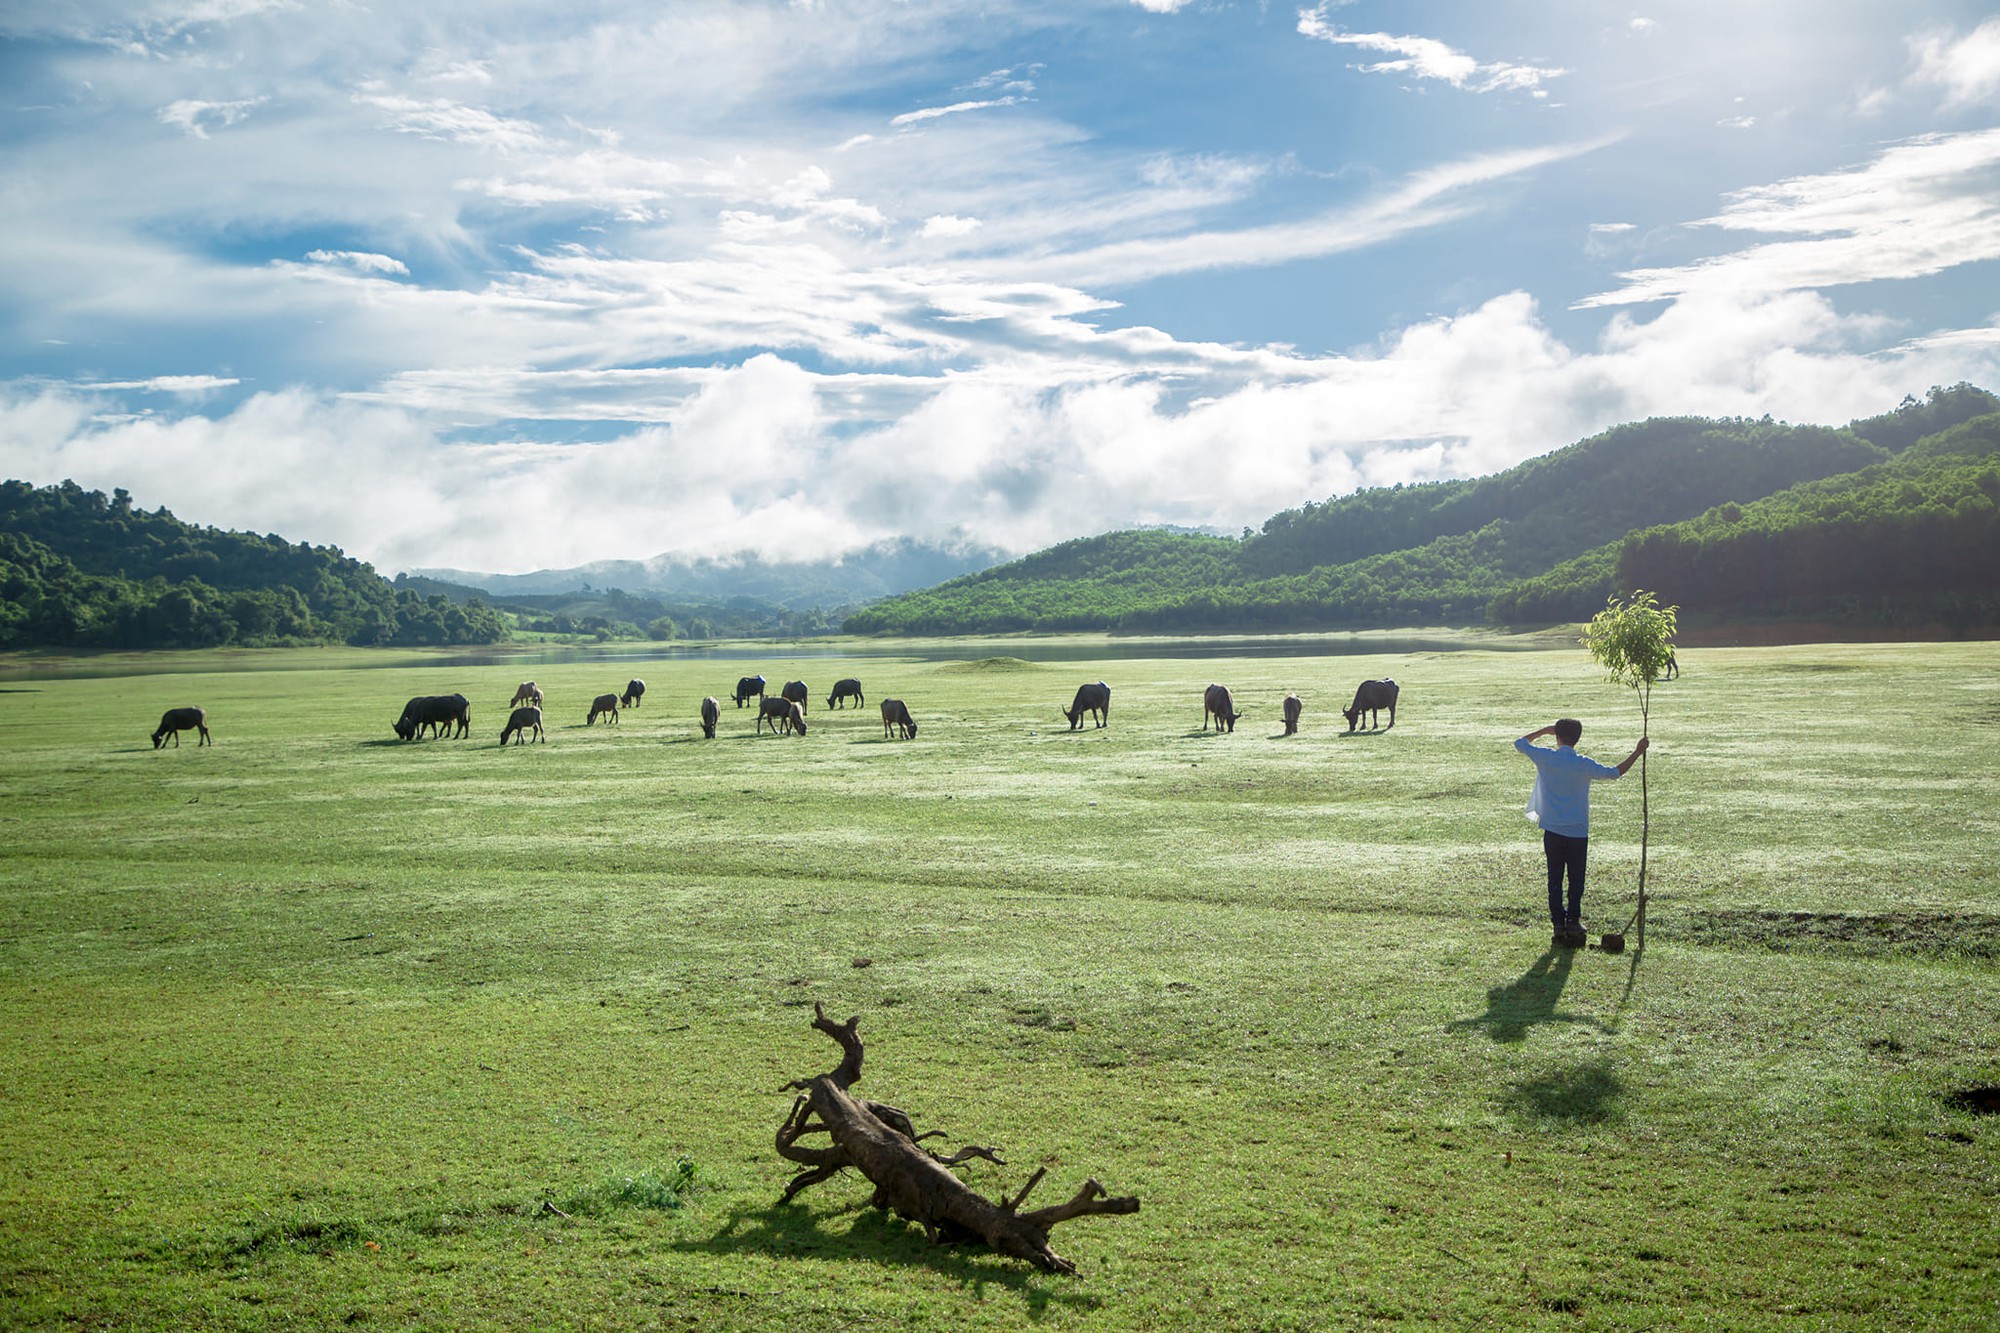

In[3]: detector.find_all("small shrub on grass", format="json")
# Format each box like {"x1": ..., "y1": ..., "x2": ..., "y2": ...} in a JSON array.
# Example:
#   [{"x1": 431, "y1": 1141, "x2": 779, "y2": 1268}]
[{"x1": 557, "y1": 1157, "x2": 700, "y2": 1217}]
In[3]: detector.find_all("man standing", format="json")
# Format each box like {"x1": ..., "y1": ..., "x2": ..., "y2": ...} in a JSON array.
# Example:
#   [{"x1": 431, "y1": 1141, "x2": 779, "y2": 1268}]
[{"x1": 1516, "y1": 719, "x2": 1648, "y2": 947}]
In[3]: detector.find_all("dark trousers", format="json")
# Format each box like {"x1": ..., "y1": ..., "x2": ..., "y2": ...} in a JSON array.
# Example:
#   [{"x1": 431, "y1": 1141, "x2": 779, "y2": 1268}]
[{"x1": 1543, "y1": 830, "x2": 1588, "y2": 928}]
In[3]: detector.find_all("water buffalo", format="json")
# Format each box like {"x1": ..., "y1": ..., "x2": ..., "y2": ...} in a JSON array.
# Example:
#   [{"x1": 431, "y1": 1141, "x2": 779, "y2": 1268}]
[
  {"x1": 499, "y1": 705, "x2": 544, "y2": 745},
  {"x1": 1064, "y1": 681, "x2": 1111, "y2": 730},
  {"x1": 586, "y1": 693, "x2": 620, "y2": 726},
  {"x1": 395, "y1": 694, "x2": 470, "y2": 741},
  {"x1": 758, "y1": 695, "x2": 807, "y2": 736},
  {"x1": 510, "y1": 681, "x2": 541, "y2": 709},
  {"x1": 152, "y1": 706, "x2": 211, "y2": 748},
  {"x1": 1282, "y1": 692, "x2": 1302, "y2": 736},
  {"x1": 828, "y1": 678, "x2": 864, "y2": 710},
  {"x1": 880, "y1": 698, "x2": 917, "y2": 740},
  {"x1": 1342, "y1": 678, "x2": 1399, "y2": 732},
  {"x1": 699, "y1": 696, "x2": 720, "y2": 739},
  {"x1": 781, "y1": 680, "x2": 809, "y2": 714},
  {"x1": 1202, "y1": 683, "x2": 1242, "y2": 733},
  {"x1": 733, "y1": 675, "x2": 767, "y2": 708},
  {"x1": 621, "y1": 679, "x2": 646, "y2": 708}
]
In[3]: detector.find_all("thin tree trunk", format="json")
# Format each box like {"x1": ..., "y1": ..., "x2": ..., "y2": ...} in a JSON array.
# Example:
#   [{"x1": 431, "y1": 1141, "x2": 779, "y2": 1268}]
[{"x1": 1635, "y1": 685, "x2": 1650, "y2": 951}]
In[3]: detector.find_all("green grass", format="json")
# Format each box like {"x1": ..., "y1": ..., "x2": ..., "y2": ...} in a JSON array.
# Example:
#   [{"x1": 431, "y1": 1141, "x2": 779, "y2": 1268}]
[{"x1": 0, "y1": 640, "x2": 1996, "y2": 1330}]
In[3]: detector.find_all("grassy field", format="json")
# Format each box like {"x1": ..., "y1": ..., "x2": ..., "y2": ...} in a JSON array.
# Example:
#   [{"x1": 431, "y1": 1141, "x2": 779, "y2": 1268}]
[{"x1": 0, "y1": 638, "x2": 1995, "y2": 1330}]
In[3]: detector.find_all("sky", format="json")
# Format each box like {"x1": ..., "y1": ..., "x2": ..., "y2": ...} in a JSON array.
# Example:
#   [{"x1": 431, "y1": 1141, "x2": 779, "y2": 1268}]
[{"x1": 3, "y1": 1, "x2": 1999, "y2": 576}]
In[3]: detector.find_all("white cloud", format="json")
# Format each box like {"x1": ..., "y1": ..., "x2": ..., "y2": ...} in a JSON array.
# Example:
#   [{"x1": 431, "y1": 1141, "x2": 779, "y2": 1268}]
[
  {"x1": 305, "y1": 250, "x2": 410, "y2": 276},
  {"x1": 920, "y1": 214, "x2": 983, "y2": 238},
  {"x1": 890, "y1": 97, "x2": 1024, "y2": 127},
  {"x1": 1130, "y1": 0, "x2": 1198, "y2": 12},
  {"x1": 1297, "y1": 10, "x2": 1566, "y2": 95},
  {"x1": 79, "y1": 375, "x2": 241, "y2": 393},
  {"x1": 157, "y1": 98, "x2": 263, "y2": 139},
  {"x1": 1910, "y1": 17, "x2": 2000, "y2": 107},
  {"x1": 358, "y1": 93, "x2": 549, "y2": 154},
  {"x1": 1013, "y1": 137, "x2": 1616, "y2": 288},
  {"x1": 12, "y1": 281, "x2": 1992, "y2": 575},
  {"x1": 1580, "y1": 128, "x2": 2000, "y2": 307}
]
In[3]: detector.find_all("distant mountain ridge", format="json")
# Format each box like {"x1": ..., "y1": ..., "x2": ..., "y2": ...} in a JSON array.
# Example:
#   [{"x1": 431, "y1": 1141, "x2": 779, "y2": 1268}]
[
  {"x1": 844, "y1": 384, "x2": 2000, "y2": 635},
  {"x1": 411, "y1": 536, "x2": 1008, "y2": 610}
]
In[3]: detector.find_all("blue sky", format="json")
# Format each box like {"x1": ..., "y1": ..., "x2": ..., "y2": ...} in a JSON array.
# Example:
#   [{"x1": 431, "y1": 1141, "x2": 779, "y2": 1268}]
[{"x1": 3, "y1": 1, "x2": 1999, "y2": 575}]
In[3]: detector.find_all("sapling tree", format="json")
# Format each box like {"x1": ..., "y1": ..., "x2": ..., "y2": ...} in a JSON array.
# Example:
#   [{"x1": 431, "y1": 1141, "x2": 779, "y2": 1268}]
[{"x1": 1581, "y1": 590, "x2": 1678, "y2": 949}]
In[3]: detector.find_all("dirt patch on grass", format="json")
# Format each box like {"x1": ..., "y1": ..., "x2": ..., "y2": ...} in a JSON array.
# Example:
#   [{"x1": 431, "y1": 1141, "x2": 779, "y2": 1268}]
[
  {"x1": 1667, "y1": 908, "x2": 2000, "y2": 962},
  {"x1": 1946, "y1": 1085, "x2": 2000, "y2": 1116}
]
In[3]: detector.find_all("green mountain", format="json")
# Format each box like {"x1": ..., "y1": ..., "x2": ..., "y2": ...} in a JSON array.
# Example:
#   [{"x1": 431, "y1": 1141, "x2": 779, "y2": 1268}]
[
  {"x1": 844, "y1": 384, "x2": 2000, "y2": 635},
  {"x1": 0, "y1": 480, "x2": 509, "y2": 650}
]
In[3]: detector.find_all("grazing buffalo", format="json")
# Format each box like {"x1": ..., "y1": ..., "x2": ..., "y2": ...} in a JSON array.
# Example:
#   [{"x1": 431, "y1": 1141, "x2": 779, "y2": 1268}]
[
  {"x1": 1282, "y1": 692, "x2": 1303, "y2": 736},
  {"x1": 1342, "y1": 678, "x2": 1399, "y2": 732},
  {"x1": 1202, "y1": 683, "x2": 1243, "y2": 733},
  {"x1": 781, "y1": 680, "x2": 809, "y2": 714},
  {"x1": 499, "y1": 706, "x2": 544, "y2": 745},
  {"x1": 828, "y1": 678, "x2": 864, "y2": 710},
  {"x1": 733, "y1": 675, "x2": 767, "y2": 708},
  {"x1": 395, "y1": 694, "x2": 470, "y2": 741},
  {"x1": 152, "y1": 706, "x2": 211, "y2": 748},
  {"x1": 621, "y1": 679, "x2": 646, "y2": 708},
  {"x1": 510, "y1": 681, "x2": 542, "y2": 709},
  {"x1": 699, "y1": 696, "x2": 720, "y2": 739},
  {"x1": 880, "y1": 698, "x2": 917, "y2": 740},
  {"x1": 758, "y1": 695, "x2": 807, "y2": 736},
  {"x1": 587, "y1": 693, "x2": 620, "y2": 726},
  {"x1": 1064, "y1": 681, "x2": 1111, "y2": 730}
]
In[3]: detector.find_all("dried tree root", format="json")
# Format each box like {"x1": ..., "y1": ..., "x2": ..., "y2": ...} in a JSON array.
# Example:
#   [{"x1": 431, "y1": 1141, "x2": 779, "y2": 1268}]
[{"x1": 773, "y1": 1003, "x2": 1139, "y2": 1274}]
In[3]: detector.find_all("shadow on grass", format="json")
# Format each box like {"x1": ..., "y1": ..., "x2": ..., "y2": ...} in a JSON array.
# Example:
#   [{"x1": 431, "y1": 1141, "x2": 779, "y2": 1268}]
[
  {"x1": 1503, "y1": 1058, "x2": 1626, "y2": 1126},
  {"x1": 670, "y1": 1202, "x2": 1104, "y2": 1317},
  {"x1": 1448, "y1": 948, "x2": 1614, "y2": 1044}
]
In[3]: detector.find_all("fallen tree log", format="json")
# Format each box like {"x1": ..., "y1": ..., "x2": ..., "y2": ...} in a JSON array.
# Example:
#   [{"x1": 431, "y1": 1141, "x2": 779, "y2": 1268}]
[{"x1": 773, "y1": 1003, "x2": 1139, "y2": 1274}]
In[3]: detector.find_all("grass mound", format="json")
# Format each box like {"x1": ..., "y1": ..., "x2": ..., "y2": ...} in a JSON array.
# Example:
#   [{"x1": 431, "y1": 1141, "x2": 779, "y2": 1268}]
[{"x1": 939, "y1": 655, "x2": 1040, "y2": 672}]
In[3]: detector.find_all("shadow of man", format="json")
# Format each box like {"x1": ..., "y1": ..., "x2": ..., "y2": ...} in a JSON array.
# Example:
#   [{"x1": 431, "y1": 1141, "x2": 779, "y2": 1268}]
[{"x1": 1448, "y1": 947, "x2": 1610, "y2": 1044}]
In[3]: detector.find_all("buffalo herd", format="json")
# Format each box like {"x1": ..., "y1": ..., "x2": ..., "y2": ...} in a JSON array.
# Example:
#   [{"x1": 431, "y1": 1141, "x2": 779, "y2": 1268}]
[{"x1": 155, "y1": 672, "x2": 1417, "y2": 752}]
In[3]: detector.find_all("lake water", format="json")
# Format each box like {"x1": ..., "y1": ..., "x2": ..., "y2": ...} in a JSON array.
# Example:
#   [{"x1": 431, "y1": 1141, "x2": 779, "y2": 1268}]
[
  {"x1": 0, "y1": 633, "x2": 1548, "y2": 681},
  {"x1": 421, "y1": 635, "x2": 1541, "y2": 669}
]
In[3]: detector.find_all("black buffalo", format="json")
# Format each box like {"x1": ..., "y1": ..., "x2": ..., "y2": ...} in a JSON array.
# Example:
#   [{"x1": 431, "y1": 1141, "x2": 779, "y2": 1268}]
[
  {"x1": 781, "y1": 680, "x2": 809, "y2": 713},
  {"x1": 395, "y1": 694, "x2": 470, "y2": 741},
  {"x1": 499, "y1": 706, "x2": 544, "y2": 745},
  {"x1": 758, "y1": 695, "x2": 807, "y2": 736},
  {"x1": 1342, "y1": 679, "x2": 1399, "y2": 732},
  {"x1": 1202, "y1": 683, "x2": 1243, "y2": 733},
  {"x1": 827, "y1": 678, "x2": 864, "y2": 710},
  {"x1": 699, "y1": 696, "x2": 720, "y2": 739},
  {"x1": 733, "y1": 675, "x2": 767, "y2": 708},
  {"x1": 879, "y1": 698, "x2": 917, "y2": 740},
  {"x1": 1064, "y1": 681, "x2": 1111, "y2": 730},
  {"x1": 152, "y1": 706, "x2": 211, "y2": 748},
  {"x1": 621, "y1": 678, "x2": 646, "y2": 708}
]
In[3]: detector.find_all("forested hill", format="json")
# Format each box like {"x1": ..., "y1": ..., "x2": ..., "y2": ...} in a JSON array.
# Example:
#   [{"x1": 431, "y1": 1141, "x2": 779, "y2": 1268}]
[
  {"x1": 0, "y1": 480, "x2": 509, "y2": 649},
  {"x1": 843, "y1": 383, "x2": 2000, "y2": 635}
]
